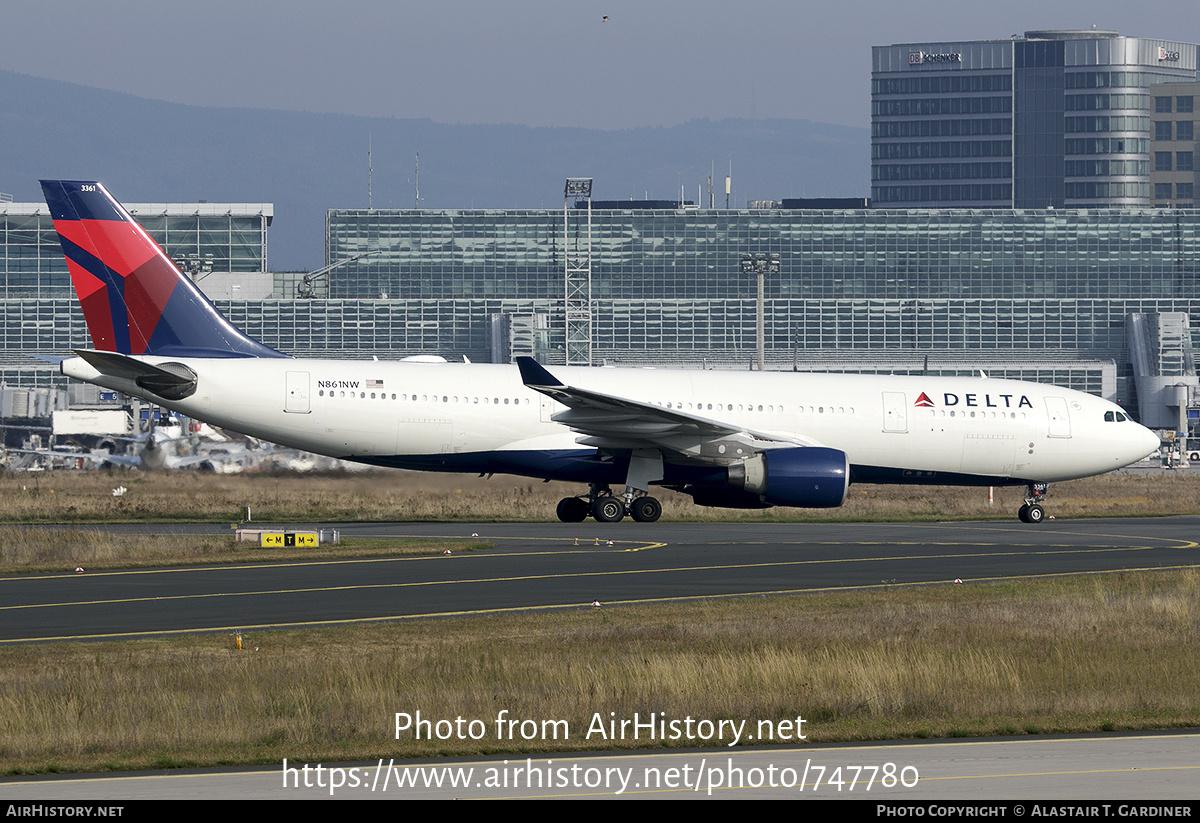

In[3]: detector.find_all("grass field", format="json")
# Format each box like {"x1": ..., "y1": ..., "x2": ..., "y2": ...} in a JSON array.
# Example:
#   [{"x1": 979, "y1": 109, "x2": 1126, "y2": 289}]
[
  {"x1": 3, "y1": 464, "x2": 1197, "y2": 524},
  {"x1": 1, "y1": 466, "x2": 1196, "y2": 775},
  {"x1": 0, "y1": 526, "x2": 488, "y2": 574},
  {"x1": 1, "y1": 570, "x2": 1197, "y2": 774}
]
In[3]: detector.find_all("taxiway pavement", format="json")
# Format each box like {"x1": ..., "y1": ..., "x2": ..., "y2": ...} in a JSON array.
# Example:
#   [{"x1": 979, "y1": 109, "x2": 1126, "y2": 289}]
[{"x1": 3, "y1": 517, "x2": 1197, "y2": 643}]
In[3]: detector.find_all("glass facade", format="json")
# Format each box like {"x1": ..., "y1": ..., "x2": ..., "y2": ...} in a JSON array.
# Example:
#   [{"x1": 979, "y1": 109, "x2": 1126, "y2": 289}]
[
  {"x1": 318, "y1": 206, "x2": 1200, "y2": 416},
  {"x1": 0, "y1": 203, "x2": 272, "y2": 298},
  {"x1": 3, "y1": 203, "x2": 1198, "y2": 423},
  {"x1": 326, "y1": 207, "x2": 1199, "y2": 304},
  {"x1": 873, "y1": 31, "x2": 1198, "y2": 208}
]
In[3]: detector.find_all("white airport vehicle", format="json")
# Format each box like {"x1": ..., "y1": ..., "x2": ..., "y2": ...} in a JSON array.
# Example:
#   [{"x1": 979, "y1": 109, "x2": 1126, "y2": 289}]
[{"x1": 41, "y1": 180, "x2": 1160, "y2": 523}]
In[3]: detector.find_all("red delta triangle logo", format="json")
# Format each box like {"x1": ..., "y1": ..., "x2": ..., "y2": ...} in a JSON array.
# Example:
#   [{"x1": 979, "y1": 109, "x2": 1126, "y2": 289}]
[{"x1": 914, "y1": 392, "x2": 935, "y2": 407}]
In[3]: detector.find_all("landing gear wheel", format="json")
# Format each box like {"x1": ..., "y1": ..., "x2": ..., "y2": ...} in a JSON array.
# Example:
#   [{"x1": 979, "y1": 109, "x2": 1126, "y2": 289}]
[
  {"x1": 630, "y1": 496, "x2": 662, "y2": 523},
  {"x1": 1018, "y1": 503, "x2": 1045, "y2": 524},
  {"x1": 592, "y1": 496, "x2": 626, "y2": 523},
  {"x1": 556, "y1": 496, "x2": 588, "y2": 523}
]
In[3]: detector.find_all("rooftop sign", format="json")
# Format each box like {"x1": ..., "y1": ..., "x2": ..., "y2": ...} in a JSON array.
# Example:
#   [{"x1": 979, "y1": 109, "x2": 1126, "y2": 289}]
[{"x1": 909, "y1": 50, "x2": 962, "y2": 65}]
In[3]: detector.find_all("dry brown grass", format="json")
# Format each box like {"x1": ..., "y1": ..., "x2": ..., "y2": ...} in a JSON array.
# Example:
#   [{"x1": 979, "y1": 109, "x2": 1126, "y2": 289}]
[
  {"x1": 2, "y1": 569, "x2": 1198, "y2": 773},
  {"x1": 2, "y1": 466, "x2": 1196, "y2": 524},
  {"x1": 0, "y1": 527, "x2": 485, "y2": 574}
]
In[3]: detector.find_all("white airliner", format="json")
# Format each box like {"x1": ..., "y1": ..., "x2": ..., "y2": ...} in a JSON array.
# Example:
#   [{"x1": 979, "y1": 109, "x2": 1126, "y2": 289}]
[{"x1": 41, "y1": 180, "x2": 1160, "y2": 524}]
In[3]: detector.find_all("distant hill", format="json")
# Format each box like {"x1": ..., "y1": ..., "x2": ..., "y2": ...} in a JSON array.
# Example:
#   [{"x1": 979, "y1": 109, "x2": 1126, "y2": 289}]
[{"x1": 0, "y1": 70, "x2": 869, "y2": 270}]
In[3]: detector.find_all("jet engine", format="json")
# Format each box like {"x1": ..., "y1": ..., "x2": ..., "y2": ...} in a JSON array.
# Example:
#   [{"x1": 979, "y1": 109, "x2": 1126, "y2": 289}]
[{"x1": 725, "y1": 446, "x2": 849, "y2": 508}]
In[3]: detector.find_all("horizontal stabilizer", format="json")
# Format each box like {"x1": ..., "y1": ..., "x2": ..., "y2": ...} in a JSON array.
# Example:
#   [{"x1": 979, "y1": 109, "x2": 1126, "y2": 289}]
[{"x1": 72, "y1": 350, "x2": 198, "y2": 401}]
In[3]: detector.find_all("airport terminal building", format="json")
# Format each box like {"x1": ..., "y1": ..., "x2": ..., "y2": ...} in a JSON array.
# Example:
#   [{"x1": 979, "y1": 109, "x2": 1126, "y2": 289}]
[
  {"x1": 314, "y1": 204, "x2": 1198, "y2": 429},
  {"x1": 0, "y1": 198, "x2": 273, "y2": 417},
  {"x1": 1, "y1": 196, "x2": 1196, "y2": 431}
]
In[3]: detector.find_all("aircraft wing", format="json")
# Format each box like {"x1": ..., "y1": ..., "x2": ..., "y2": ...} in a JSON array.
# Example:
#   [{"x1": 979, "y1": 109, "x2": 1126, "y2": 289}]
[
  {"x1": 86, "y1": 452, "x2": 143, "y2": 468},
  {"x1": 516, "y1": 357, "x2": 816, "y2": 461},
  {"x1": 4, "y1": 447, "x2": 137, "y2": 468}
]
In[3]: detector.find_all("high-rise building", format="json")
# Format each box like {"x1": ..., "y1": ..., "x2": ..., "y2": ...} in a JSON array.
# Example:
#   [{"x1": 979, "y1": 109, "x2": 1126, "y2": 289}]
[
  {"x1": 1149, "y1": 81, "x2": 1199, "y2": 207},
  {"x1": 872, "y1": 30, "x2": 1199, "y2": 208}
]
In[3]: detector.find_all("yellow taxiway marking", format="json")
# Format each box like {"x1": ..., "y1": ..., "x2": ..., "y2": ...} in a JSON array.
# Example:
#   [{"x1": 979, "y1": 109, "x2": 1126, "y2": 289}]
[
  {"x1": 0, "y1": 541, "x2": 665, "y2": 582},
  {"x1": 6, "y1": 562, "x2": 1199, "y2": 643},
  {"x1": 4, "y1": 534, "x2": 1197, "y2": 615},
  {"x1": 4, "y1": 524, "x2": 1192, "y2": 584}
]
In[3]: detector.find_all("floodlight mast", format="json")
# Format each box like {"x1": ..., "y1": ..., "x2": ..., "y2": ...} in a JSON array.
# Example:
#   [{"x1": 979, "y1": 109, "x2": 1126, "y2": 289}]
[
  {"x1": 740, "y1": 252, "x2": 780, "y2": 371},
  {"x1": 564, "y1": 178, "x2": 593, "y2": 366}
]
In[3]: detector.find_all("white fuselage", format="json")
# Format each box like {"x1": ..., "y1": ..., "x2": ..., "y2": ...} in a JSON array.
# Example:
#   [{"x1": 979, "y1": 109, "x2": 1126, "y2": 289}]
[{"x1": 61, "y1": 356, "x2": 1159, "y2": 486}]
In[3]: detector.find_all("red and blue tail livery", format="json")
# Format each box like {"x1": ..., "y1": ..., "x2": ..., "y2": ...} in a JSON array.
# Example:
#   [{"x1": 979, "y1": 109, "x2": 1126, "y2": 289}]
[{"x1": 40, "y1": 180, "x2": 284, "y2": 359}]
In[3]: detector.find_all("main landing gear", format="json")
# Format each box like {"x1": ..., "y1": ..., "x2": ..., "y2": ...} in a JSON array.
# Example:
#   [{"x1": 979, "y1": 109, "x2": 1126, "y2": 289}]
[
  {"x1": 556, "y1": 450, "x2": 666, "y2": 524},
  {"x1": 556, "y1": 482, "x2": 664, "y2": 523},
  {"x1": 1017, "y1": 482, "x2": 1049, "y2": 524}
]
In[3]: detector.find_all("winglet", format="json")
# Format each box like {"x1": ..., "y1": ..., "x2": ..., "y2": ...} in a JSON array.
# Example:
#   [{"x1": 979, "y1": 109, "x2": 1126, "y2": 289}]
[{"x1": 516, "y1": 356, "x2": 564, "y2": 389}]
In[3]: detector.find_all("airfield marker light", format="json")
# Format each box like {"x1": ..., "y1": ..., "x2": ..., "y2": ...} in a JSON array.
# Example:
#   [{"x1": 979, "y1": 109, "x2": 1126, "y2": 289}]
[
  {"x1": 75, "y1": 567, "x2": 84, "y2": 573},
  {"x1": 236, "y1": 633, "x2": 242, "y2": 650},
  {"x1": 443, "y1": 549, "x2": 452, "y2": 555},
  {"x1": 592, "y1": 600, "x2": 601, "y2": 608}
]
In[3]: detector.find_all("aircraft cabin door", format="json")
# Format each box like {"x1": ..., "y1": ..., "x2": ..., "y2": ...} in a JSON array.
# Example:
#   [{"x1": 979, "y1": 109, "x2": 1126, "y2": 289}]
[
  {"x1": 1045, "y1": 396, "x2": 1071, "y2": 438},
  {"x1": 285, "y1": 371, "x2": 311, "y2": 414},
  {"x1": 882, "y1": 392, "x2": 908, "y2": 433}
]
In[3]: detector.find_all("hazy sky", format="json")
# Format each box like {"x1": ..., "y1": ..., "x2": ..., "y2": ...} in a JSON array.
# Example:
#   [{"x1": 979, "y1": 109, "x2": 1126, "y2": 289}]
[{"x1": 2, "y1": 1, "x2": 1194, "y2": 130}]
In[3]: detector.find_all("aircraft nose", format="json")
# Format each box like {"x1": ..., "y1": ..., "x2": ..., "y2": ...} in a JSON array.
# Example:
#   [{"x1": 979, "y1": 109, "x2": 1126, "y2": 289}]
[{"x1": 1133, "y1": 424, "x2": 1161, "y2": 460}]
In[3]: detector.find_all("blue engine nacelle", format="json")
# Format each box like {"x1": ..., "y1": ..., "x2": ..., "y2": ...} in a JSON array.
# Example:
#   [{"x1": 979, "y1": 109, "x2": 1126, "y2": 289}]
[{"x1": 726, "y1": 447, "x2": 849, "y2": 508}]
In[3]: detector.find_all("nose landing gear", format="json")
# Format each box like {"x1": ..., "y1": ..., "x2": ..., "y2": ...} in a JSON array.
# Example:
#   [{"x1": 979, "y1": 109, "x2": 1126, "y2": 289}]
[{"x1": 1017, "y1": 483, "x2": 1048, "y2": 523}]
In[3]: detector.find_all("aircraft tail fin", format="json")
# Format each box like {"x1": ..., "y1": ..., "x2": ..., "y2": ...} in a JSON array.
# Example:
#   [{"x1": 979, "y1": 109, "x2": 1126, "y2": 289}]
[{"x1": 40, "y1": 180, "x2": 286, "y2": 359}]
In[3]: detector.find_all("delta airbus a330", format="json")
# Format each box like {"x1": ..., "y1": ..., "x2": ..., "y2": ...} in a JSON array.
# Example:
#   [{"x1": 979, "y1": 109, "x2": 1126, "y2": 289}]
[{"x1": 41, "y1": 180, "x2": 1159, "y2": 524}]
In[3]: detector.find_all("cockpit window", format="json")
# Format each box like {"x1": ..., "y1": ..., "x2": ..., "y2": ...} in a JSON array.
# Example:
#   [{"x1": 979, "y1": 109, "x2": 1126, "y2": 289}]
[{"x1": 1104, "y1": 411, "x2": 1128, "y2": 422}]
